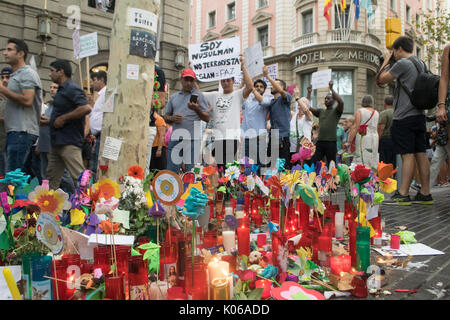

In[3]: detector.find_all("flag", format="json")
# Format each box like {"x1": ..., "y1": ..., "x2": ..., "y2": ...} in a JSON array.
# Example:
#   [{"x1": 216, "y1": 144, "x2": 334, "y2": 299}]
[
  {"x1": 324, "y1": 0, "x2": 332, "y2": 22},
  {"x1": 361, "y1": 0, "x2": 373, "y2": 22},
  {"x1": 341, "y1": 0, "x2": 347, "y2": 11},
  {"x1": 354, "y1": 0, "x2": 360, "y2": 20}
]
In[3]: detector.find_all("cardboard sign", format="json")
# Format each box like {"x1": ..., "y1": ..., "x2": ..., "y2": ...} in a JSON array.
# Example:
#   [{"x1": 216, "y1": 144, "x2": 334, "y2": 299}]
[
  {"x1": 189, "y1": 37, "x2": 241, "y2": 82},
  {"x1": 311, "y1": 69, "x2": 332, "y2": 90},
  {"x1": 79, "y1": 32, "x2": 98, "y2": 59},
  {"x1": 244, "y1": 42, "x2": 264, "y2": 78},
  {"x1": 128, "y1": 8, "x2": 158, "y2": 33},
  {"x1": 129, "y1": 29, "x2": 157, "y2": 60}
]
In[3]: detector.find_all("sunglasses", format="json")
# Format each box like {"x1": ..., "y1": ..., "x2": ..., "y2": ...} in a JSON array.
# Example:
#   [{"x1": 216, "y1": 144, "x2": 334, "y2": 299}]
[{"x1": 1, "y1": 75, "x2": 10, "y2": 79}]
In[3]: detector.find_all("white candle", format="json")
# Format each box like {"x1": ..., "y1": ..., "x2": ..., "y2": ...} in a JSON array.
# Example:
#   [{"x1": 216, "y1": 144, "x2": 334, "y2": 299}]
[
  {"x1": 149, "y1": 281, "x2": 168, "y2": 300},
  {"x1": 335, "y1": 211, "x2": 344, "y2": 239},
  {"x1": 222, "y1": 230, "x2": 236, "y2": 253},
  {"x1": 225, "y1": 207, "x2": 233, "y2": 216},
  {"x1": 235, "y1": 210, "x2": 245, "y2": 219},
  {"x1": 207, "y1": 259, "x2": 229, "y2": 284}
]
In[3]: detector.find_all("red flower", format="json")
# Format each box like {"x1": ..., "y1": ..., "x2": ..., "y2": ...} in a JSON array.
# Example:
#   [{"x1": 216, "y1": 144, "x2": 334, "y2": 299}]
[
  {"x1": 236, "y1": 269, "x2": 256, "y2": 282},
  {"x1": 128, "y1": 165, "x2": 145, "y2": 180},
  {"x1": 14, "y1": 228, "x2": 26, "y2": 238},
  {"x1": 351, "y1": 164, "x2": 371, "y2": 183}
]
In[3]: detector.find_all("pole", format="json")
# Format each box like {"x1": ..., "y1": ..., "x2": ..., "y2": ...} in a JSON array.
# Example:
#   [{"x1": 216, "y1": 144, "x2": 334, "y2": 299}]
[{"x1": 98, "y1": 0, "x2": 160, "y2": 180}]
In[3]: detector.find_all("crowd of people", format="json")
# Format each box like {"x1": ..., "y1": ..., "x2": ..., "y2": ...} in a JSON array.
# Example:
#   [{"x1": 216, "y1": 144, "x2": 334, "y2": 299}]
[{"x1": 1, "y1": 36, "x2": 449, "y2": 206}]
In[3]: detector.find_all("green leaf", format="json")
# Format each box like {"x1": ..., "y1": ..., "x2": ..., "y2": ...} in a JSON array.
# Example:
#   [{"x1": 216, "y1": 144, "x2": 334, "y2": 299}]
[
  {"x1": 247, "y1": 288, "x2": 263, "y2": 300},
  {"x1": 234, "y1": 279, "x2": 242, "y2": 294},
  {"x1": 239, "y1": 292, "x2": 248, "y2": 300}
]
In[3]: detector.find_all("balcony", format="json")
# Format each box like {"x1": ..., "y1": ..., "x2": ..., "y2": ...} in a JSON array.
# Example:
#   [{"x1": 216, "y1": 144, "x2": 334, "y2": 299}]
[
  {"x1": 293, "y1": 32, "x2": 319, "y2": 49},
  {"x1": 327, "y1": 29, "x2": 362, "y2": 43}
]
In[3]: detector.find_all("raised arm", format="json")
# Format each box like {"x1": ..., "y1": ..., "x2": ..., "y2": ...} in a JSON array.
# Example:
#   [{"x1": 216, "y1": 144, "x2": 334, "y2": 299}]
[
  {"x1": 262, "y1": 65, "x2": 287, "y2": 99},
  {"x1": 376, "y1": 51, "x2": 395, "y2": 86},
  {"x1": 299, "y1": 98, "x2": 313, "y2": 122},
  {"x1": 329, "y1": 81, "x2": 344, "y2": 114},
  {"x1": 240, "y1": 54, "x2": 254, "y2": 99}
]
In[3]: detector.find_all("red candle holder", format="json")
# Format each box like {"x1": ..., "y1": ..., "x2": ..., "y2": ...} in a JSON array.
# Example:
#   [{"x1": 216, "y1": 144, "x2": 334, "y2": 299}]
[
  {"x1": 105, "y1": 273, "x2": 126, "y2": 300},
  {"x1": 203, "y1": 230, "x2": 218, "y2": 248},
  {"x1": 62, "y1": 254, "x2": 80, "y2": 299},
  {"x1": 330, "y1": 255, "x2": 352, "y2": 275},
  {"x1": 185, "y1": 255, "x2": 208, "y2": 300},
  {"x1": 270, "y1": 199, "x2": 280, "y2": 223},
  {"x1": 93, "y1": 246, "x2": 110, "y2": 274},
  {"x1": 167, "y1": 286, "x2": 187, "y2": 300},
  {"x1": 255, "y1": 280, "x2": 271, "y2": 299},
  {"x1": 128, "y1": 256, "x2": 149, "y2": 300},
  {"x1": 237, "y1": 218, "x2": 250, "y2": 257},
  {"x1": 256, "y1": 234, "x2": 267, "y2": 247},
  {"x1": 52, "y1": 259, "x2": 68, "y2": 300},
  {"x1": 349, "y1": 220, "x2": 357, "y2": 267}
]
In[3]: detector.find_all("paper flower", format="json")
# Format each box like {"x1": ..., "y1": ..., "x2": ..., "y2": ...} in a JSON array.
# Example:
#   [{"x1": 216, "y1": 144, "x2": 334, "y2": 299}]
[
  {"x1": 291, "y1": 147, "x2": 312, "y2": 163},
  {"x1": 78, "y1": 170, "x2": 93, "y2": 188},
  {"x1": 84, "y1": 214, "x2": 103, "y2": 236},
  {"x1": 224, "y1": 166, "x2": 241, "y2": 180},
  {"x1": 351, "y1": 164, "x2": 371, "y2": 184},
  {"x1": 261, "y1": 265, "x2": 278, "y2": 279},
  {"x1": 202, "y1": 166, "x2": 216, "y2": 176},
  {"x1": 303, "y1": 163, "x2": 315, "y2": 174},
  {"x1": 337, "y1": 164, "x2": 350, "y2": 184},
  {"x1": 28, "y1": 186, "x2": 71, "y2": 217},
  {"x1": 247, "y1": 176, "x2": 255, "y2": 191},
  {"x1": 99, "y1": 219, "x2": 120, "y2": 234},
  {"x1": 0, "y1": 169, "x2": 30, "y2": 188},
  {"x1": 182, "y1": 187, "x2": 208, "y2": 220},
  {"x1": 148, "y1": 201, "x2": 166, "y2": 218},
  {"x1": 268, "y1": 221, "x2": 279, "y2": 234},
  {"x1": 276, "y1": 158, "x2": 286, "y2": 172},
  {"x1": 379, "y1": 178, "x2": 397, "y2": 194},
  {"x1": 374, "y1": 192, "x2": 384, "y2": 205},
  {"x1": 70, "y1": 208, "x2": 86, "y2": 226},
  {"x1": 95, "y1": 197, "x2": 119, "y2": 217},
  {"x1": 360, "y1": 187, "x2": 374, "y2": 203},
  {"x1": 377, "y1": 162, "x2": 397, "y2": 181},
  {"x1": 93, "y1": 178, "x2": 121, "y2": 200},
  {"x1": 225, "y1": 214, "x2": 238, "y2": 230},
  {"x1": 128, "y1": 165, "x2": 145, "y2": 180}
]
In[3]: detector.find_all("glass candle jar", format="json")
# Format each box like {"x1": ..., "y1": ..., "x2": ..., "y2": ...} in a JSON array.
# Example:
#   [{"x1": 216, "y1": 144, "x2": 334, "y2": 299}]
[
  {"x1": 105, "y1": 273, "x2": 125, "y2": 300},
  {"x1": 30, "y1": 256, "x2": 53, "y2": 300},
  {"x1": 128, "y1": 256, "x2": 149, "y2": 300},
  {"x1": 52, "y1": 259, "x2": 68, "y2": 300}
]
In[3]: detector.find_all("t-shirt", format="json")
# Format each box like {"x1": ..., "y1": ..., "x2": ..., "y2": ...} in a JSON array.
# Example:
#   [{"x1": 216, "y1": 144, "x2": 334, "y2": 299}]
[
  {"x1": 204, "y1": 88, "x2": 244, "y2": 141},
  {"x1": 269, "y1": 93, "x2": 292, "y2": 138},
  {"x1": 241, "y1": 95, "x2": 270, "y2": 139},
  {"x1": 50, "y1": 79, "x2": 89, "y2": 148},
  {"x1": 389, "y1": 56, "x2": 425, "y2": 120},
  {"x1": 0, "y1": 97, "x2": 6, "y2": 151},
  {"x1": 378, "y1": 108, "x2": 394, "y2": 139},
  {"x1": 152, "y1": 113, "x2": 167, "y2": 147},
  {"x1": 317, "y1": 107, "x2": 342, "y2": 141},
  {"x1": 336, "y1": 125, "x2": 346, "y2": 151},
  {"x1": 165, "y1": 89, "x2": 208, "y2": 141},
  {"x1": 4, "y1": 65, "x2": 42, "y2": 136}
]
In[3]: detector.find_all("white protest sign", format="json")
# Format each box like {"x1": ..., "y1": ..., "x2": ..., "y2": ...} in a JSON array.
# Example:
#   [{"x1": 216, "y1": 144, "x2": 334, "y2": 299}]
[
  {"x1": 72, "y1": 28, "x2": 81, "y2": 59},
  {"x1": 102, "y1": 136, "x2": 123, "y2": 161},
  {"x1": 244, "y1": 42, "x2": 264, "y2": 78},
  {"x1": 189, "y1": 37, "x2": 241, "y2": 82},
  {"x1": 79, "y1": 32, "x2": 98, "y2": 59},
  {"x1": 128, "y1": 8, "x2": 158, "y2": 33},
  {"x1": 311, "y1": 69, "x2": 332, "y2": 90},
  {"x1": 234, "y1": 63, "x2": 277, "y2": 89}
]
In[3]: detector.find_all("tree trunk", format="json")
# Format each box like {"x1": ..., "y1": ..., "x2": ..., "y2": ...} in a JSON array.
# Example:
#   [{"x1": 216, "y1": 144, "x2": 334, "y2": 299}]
[{"x1": 98, "y1": 0, "x2": 160, "y2": 180}]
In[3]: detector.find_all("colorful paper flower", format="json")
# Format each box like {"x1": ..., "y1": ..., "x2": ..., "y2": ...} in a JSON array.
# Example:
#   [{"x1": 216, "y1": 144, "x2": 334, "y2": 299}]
[
  {"x1": 351, "y1": 164, "x2": 371, "y2": 184},
  {"x1": 128, "y1": 165, "x2": 145, "y2": 180},
  {"x1": 99, "y1": 219, "x2": 120, "y2": 234},
  {"x1": 379, "y1": 178, "x2": 397, "y2": 193},
  {"x1": 225, "y1": 214, "x2": 239, "y2": 230},
  {"x1": 0, "y1": 169, "x2": 30, "y2": 188},
  {"x1": 377, "y1": 162, "x2": 398, "y2": 181},
  {"x1": 78, "y1": 170, "x2": 94, "y2": 188},
  {"x1": 70, "y1": 208, "x2": 86, "y2": 226},
  {"x1": 95, "y1": 197, "x2": 119, "y2": 217},
  {"x1": 290, "y1": 147, "x2": 312, "y2": 163},
  {"x1": 276, "y1": 158, "x2": 286, "y2": 172},
  {"x1": 28, "y1": 186, "x2": 71, "y2": 217},
  {"x1": 84, "y1": 214, "x2": 103, "y2": 236},
  {"x1": 93, "y1": 178, "x2": 121, "y2": 200},
  {"x1": 224, "y1": 166, "x2": 241, "y2": 180},
  {"x1": 148, "y1": 201, "x2": 166, "y2": 218},
  {"x1": 182, "y1": 187, "x2": 208, "y2": 220}
]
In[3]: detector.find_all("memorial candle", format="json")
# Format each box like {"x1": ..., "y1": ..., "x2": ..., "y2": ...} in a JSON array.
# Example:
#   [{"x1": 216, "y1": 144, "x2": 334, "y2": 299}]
[
  {"x1": 222, "y1": 230, "x2": 236, "y2": 253},
  {"x1": 335, "y1": 211, "x2": 344, "y2": 239},
  {"x1": 207, "y1": 259, "x2": 229, "y2": 283},
  {"x1": 255, "y1": 280, "x2": 271, "y2": 299},
  {"x1": 237, "y1": 219, "x2": 250, "y2": 257}
]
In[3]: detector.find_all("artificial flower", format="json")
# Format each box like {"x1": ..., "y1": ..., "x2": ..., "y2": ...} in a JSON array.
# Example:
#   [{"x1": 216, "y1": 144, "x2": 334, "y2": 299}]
[
  {"x1": 236, "y1": 269, "x2": 256, "y2": 282},
  {"x1": 379, "y1": 178, "x2": 397, "y2": 193},
  {"x1": 148, "y1": 201, "x2": 166, "y2": 218},
  {"x1": 202, "y1": 166, "x2": 216, "y2": 176},
  {"x1": 95, "y1": 197, "x2": 119, "y2": 216},
  {"x1": 377, "y1": 162, "x2": 397, "y2": 181},
  {"x1": 290, "y1": 147, "x2": 312, "y2": 163},
  {"x1": 276, "y1": 158, "x2": 286, "y2": 172},
  {"x1": 0, "y1": 169, "x2": 30, "y2": 188},
  {"x1": 128, "y1": 165, "x2": 145, "y2": 180},
  {"x1": 224, "y1": 166, "x2": 241, "y2": 180},
  {"x1": 182, "y1": 187, "x2": 209, "y2": 220},
  {"x1": 70, "y1": 208, "x2": 86, "y2": 225},
  {"x1": 28, "y1": 186, "x2": 71, "y2": 217},
  {"x1": 99, "y1": 219, "x2": 120, "y2": 234},
  {"x1": 84, "y1": 214, "x2": 103, "y2": 236},
  {"x1": 351, "y1": 164, "x2": 371, "y2": 184},
  {"x1": 78, "y1": 170, "x2": 94, "y2": 188},
  {"x1": 93, "y1": 178, "x2": 121, "y2": 200}
]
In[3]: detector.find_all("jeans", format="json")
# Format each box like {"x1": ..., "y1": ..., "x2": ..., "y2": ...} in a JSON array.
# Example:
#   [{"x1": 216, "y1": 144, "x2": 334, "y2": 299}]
[
  {"x1": 0, "y1": 152, "x2": 6, "y2": 177},
  {"x1": 167, "y1": 139, "x2": 201, "y2": 174},
  {"x1": 6, "y1": 131, "x2": 38, "y2": 173},
  {"x1": 90, "y1": 135, "x2": 101, "y2": 178},
  {"x1": 429, "y1": 143, "x2": 450, "y2": 186}
]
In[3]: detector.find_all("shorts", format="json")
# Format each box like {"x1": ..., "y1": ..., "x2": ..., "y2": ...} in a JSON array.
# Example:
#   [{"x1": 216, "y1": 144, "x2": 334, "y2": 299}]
[{"x1": 391, "y1": 115, "x2": 426, "y2": 155}]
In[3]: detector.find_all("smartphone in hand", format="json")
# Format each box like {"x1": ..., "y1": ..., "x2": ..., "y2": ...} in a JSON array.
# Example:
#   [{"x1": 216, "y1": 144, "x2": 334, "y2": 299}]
[{"x1": 190, "y1": 94, "x2": 198, "y2": 103}]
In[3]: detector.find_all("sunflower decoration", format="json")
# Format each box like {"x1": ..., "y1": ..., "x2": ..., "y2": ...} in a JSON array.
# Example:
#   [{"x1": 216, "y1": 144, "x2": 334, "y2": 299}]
[
  {"x1": 28, "y1": 185, "x2": 71, "y2": 218},
  {"x1": 93, "y1": 178, "x2": 121, "y2": 200},
  {"x1": 128, "y1": 165, "x2": 145, "y2": 180}
]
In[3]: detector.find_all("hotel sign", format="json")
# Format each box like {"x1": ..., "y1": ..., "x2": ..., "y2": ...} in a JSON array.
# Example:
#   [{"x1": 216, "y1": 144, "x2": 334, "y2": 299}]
[{"x1": 295, "y1": 49, "x2": 380, "y2": 67}]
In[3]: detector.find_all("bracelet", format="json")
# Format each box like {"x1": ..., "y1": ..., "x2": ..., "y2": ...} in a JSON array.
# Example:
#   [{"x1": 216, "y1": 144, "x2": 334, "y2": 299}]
[{"x1": 437, "y1": 102, "x2": 446, "y2": 107}]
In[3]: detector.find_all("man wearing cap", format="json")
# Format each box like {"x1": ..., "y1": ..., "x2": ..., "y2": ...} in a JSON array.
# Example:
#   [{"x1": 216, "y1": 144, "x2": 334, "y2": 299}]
[
  {"x1": 0, "y1": 67, "x2": 13, "y2": 176},
  {"x1": 164, "y1": 69, "x2": 210, "y2": 174},
  {"x1": 0, "y1": 38, "x2": 42, "y2": 173}
]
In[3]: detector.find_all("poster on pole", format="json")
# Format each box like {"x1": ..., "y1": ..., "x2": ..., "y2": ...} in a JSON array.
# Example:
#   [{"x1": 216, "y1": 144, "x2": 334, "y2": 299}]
[
  {"x1": 244, "y1": 41, "x2": 264, "y2": 78},
  {"x1": 128, "y1": 8, "x2": 158, "y2": 33},
  {"x1": 129, "y1": 29, "x2": 157, "y2": 60},
  {"x1": 189, "y1": 37, "x2": 241, "y2": 82},
  {"x1": 311, "y1": 69, "x2": 332, "y2": 90},
  {"x1": 72, "y1": 28, "x2": 81, "y2": 59},
  {"x1": 79, "y1": 32, "x2": 98, "y2": 59}
]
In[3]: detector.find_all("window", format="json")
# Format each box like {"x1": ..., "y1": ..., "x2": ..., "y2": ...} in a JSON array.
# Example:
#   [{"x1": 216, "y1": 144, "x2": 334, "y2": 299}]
[
  {"x1": 227, "y1": 2, "x2": 236, "y2": 21},
  {"x1": 88, "y1": 0, "x2": 115, "y2": 13},
  {"x1": 366, "y1": 71, "x2": 375, "y2": 96},
  {"x1": 406, "y1": 5, "x2": 411, "y2": 23},
  {"x1": 208, "y1": 11, "x2": 216, "y2": 28},
  {"x1": 301, "y1": 73, "x2": 317, "y2": 109},
  {"x1": 416, "y1": 47, "x2": 421, "y2": 59},
  {"x1": 258, "y1": 25, "x2": 269, "y2": 47},
  {"x1": 302, "y1": 10, "x2": 313, "y2": 35},
  {"x1": 334, "y1": 5, "x2": 351, "y2": 29},
  {"x1": 390, "y1": 0, "x2": 395, "y2": 11},
  {"x1": 258, "y1": 0, "x2": 268, "y2": 9},
  {"x1": 331, "y1": 70, "x2": 354, "y2": 113}
]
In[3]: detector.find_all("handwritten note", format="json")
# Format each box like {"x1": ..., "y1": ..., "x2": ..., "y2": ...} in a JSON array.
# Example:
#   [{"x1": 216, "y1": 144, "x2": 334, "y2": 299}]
[
  {"x1": 102, "y1": 136, "x2": 123, "y2": 161},
  {"x1": 244, "y1": 42, "x2": 264, "y2": 78}
]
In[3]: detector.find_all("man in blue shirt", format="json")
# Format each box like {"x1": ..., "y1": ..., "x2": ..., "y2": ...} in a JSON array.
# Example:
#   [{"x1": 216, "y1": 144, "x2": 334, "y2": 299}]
[
  {"x1": 47, "y1": 59, "x2": 92, "y2": 190},
  {"x1": 241, "y1": 79, "x2": 271, "y2": 171},
  {"x1": 263, "y1": 65, "x2": 292, "y2": 169}
]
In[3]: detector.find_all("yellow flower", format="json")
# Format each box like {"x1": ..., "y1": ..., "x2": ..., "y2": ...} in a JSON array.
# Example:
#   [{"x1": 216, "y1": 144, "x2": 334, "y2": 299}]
[
  {"x1": 94, "y1": 178, "x2": 121, "y2": 200},
  {"x1": 28, "y1": 186, "x2": 71, "y2": 217},
  {"x1": 70, "y1": 208, "x2": 86, "y2": 225},
  {"x1": 380, "y1": 178, "x2": 397, "y2": 194},
  {"x1": 145, "y1": 189, "x2": 153, "y2": 208}
]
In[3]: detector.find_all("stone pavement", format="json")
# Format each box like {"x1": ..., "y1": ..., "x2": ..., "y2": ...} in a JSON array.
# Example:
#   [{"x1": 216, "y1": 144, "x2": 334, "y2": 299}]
[{"x1": 335, "y1": 186, "x2": 450, "y2": 300}]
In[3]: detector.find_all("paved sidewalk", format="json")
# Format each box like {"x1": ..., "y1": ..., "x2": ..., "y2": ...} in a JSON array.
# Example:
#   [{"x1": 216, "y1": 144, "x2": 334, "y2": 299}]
[{"x1": 336, "y1": 186, "x2": 450, "y2": 300}]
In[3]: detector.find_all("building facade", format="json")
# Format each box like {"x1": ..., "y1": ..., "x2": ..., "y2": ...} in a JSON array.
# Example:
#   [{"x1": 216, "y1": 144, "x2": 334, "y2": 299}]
[
  {"x1": 189, "y1": 0, "x2": 442, "y2": 115},
  {"x1": 0, "y1": 0, "x2": 190, "y2": 94}
]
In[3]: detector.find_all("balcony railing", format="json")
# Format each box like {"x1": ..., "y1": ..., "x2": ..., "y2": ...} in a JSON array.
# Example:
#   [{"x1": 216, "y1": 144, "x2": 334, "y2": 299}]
[
  {"x1": 327, "y1": 29, "x2": 362, "y2": 42},
  {"x1": 293, "y1": 32, "x2": 319, "y2": 48}
]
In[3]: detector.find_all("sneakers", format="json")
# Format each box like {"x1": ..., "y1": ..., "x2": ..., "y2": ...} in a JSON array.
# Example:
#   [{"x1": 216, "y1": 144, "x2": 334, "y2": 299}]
[
  {"x1": 384, "y1": 191, "x2": 412, "y2": 206},
  {"x1": 412, "y1": 192, "x2": 434, "y2": 205}
]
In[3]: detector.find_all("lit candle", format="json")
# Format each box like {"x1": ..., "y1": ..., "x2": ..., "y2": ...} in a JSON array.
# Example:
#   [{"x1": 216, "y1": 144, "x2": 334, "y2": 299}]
[
  {"x1": 330, "y1": 255, "x2": 352, "y2": 275},
  {"x1": 255, "y1": 280, "x2": 271, "y2": 299},
  {"x1": 335, "y1": 211, "x2": 344, "y2": 239},
  {"x1": 207, "y1": 259, "x2": 229, "y2": 283},
  {"x1": 237, "y1": 221, "x2": 250, "y2": 257},
  {"x1": 222, "y1": 230, "x2": 236, "y2": 253},
  {"x1": 210, "y1": 277, "x2": 230, "y2": 300}
]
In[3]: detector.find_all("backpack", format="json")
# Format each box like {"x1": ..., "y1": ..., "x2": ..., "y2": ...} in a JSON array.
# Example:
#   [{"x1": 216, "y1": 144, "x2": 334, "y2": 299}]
[{"x1": 397, "y1": 56, "x2": 440, "y2": 110}]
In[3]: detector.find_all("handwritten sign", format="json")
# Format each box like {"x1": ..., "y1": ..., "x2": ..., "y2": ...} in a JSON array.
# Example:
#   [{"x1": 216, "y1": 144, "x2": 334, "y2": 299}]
[
  {"x1": 129, "y1": 29, "x2": 157, "y2": 60},
  {"x1": 127, "y1": 64, "x2": 140, "y2": 80},
  {"x1": 79, "y1": 32, "x2": 98, "y2": 59},
  {"x1": 234, "y1": 63, "x2": 277, "y2": 89},
  {"x1": 102, "y1": 136, "x2": 123, "y2": 161},
  {"x1": 189, "y1": 37, "x2": 241, "y2": 82},
  {"x1": 311, "y1": 69, "x2": 332, "y2": 90},
  {"x1": 244, "y1": 42, "x2": 264, "y2": 78},
  {"x1": 72, "y1": 28, "x2": 81, "y2": 59},
  {"x1": 128, "y1": 8, "x2": 158, "y2": 33}
]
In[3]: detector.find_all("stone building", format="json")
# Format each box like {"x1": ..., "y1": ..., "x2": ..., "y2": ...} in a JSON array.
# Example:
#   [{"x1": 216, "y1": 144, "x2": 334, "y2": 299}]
[{"x1": 0, "y1": 0, "x2": 190, "y2": 95}]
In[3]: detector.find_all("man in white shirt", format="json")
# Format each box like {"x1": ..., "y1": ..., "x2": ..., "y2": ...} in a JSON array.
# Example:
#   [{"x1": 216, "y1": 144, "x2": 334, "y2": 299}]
[
  {"x1": 203, "y1": 54, "x2": 253, "y2": 169},
  {"x1": 88, "y1": 70, "x2": 107, "y2": 177}
]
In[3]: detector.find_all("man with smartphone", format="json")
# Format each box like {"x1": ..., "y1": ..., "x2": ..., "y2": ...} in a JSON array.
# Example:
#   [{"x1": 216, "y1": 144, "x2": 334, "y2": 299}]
[{"x1": 164, "y1": 69, "x2": 210, "y2": 174}]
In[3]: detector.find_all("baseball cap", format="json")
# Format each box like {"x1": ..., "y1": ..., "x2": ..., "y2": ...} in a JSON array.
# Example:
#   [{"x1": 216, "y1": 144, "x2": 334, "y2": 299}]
[
  {"x1": 1, "y1": 67, "x2": 13, "y2": 76},
  {"x1": 181, "y1": 69, "x2": 196, "y2": 79}
]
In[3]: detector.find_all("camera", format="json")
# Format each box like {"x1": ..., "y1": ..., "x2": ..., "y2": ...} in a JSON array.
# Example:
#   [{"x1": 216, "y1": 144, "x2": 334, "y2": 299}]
[{"x1": 379, "y1": 53, "x2": 396, "y2": 67}]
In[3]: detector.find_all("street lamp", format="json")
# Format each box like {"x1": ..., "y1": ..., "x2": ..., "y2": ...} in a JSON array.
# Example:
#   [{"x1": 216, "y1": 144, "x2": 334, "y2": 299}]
[
  {"x1": 175, "y1": 47, "x2": 186, "y2": 70},
  {"x1": 37, "y1": 9, "x2": 52, "y2": 66}
]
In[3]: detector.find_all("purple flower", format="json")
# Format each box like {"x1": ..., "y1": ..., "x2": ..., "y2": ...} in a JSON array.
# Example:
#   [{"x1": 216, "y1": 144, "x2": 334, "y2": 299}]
[
  {"x1": 84, "y1": 214, "x2": 102, "y2": 236},
  {"x1": 148, "y1": 201, "x2": 166, "y2": 218}
]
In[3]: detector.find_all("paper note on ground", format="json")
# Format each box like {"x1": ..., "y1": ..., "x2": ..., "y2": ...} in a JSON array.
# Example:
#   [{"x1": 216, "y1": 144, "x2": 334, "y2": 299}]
[
  {"x1": 102, "y1": 137, "x2": 123, "y2": 161},
  {"x1": 373, "y1": 243, "x2": 445, "y2": 257}
]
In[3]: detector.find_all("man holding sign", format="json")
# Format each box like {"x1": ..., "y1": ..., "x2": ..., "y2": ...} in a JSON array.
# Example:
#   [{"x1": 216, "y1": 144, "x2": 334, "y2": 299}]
[{"x1": 202, "y1": 54, "x2": 253, "y2": 169}]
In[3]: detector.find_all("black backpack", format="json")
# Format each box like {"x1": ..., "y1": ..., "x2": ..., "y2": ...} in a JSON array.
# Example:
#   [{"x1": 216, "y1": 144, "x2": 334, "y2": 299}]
[{"x1": 397, "y1": 56, "x2": 440, "y2": 110}]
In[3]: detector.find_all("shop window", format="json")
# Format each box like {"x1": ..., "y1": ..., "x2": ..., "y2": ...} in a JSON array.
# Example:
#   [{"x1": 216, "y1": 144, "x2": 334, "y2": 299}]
[
  {"x1": 88, "y1": 0, "x2": 115, "y2": 13},
  {"x1": 334, "y1": 5, "x2": 351, "y2": 29},
  {"x1": 300, "y1": 73, "x2": 317, "y2": 108},
  {"x1": 258, "y1": 25, "x2": 269, "y2": 47},
  {"x1": 331, "y1": 70, "x2": 354, "y2": 113},
  {"x1": 227, "y1": 2, "x2": 236, "y2": 21},
  {"x1": 302, "y1": 10, "x2": 313, "y2": 35},
  {"x1": 209, "y1": 11, "x2": 216, "y2": 28}
]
